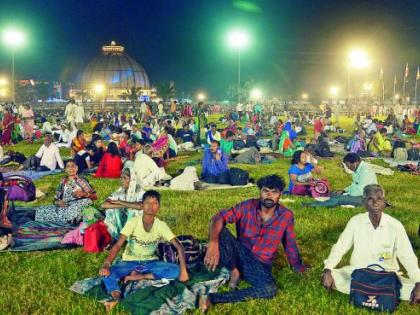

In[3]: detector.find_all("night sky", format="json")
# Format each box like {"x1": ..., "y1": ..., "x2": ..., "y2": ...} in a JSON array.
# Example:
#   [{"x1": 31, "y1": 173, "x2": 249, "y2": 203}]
[{"x1": 0, "y1": 0, "x2": 420, "y2": 100}]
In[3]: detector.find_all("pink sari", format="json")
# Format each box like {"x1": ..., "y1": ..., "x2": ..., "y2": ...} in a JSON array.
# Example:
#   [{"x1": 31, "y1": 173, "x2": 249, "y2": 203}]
[
  {"x1": 1, "y1": 112, "x2": 14, "y2": 145},
  {"x1": 151, "y1": 133, "x2": 169, "y2": 158}
]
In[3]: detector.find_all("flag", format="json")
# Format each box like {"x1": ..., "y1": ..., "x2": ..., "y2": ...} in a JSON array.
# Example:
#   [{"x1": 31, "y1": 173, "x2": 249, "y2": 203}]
[
  {"x1": 379, "y1": 67, "x2": 384, "y2": 81},
  {"x1": 404, "y1": 63, "x2": 409, "y2": 78},
  {"x1": 417, "y1": 66, "x2": 420, "y2": 81}
]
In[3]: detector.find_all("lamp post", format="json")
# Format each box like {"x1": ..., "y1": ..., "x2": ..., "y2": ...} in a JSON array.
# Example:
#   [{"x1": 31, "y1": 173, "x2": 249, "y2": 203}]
[
  {"x1": 94, "y1": 84, "x2": 105, "y2": 111},
  {"x1": 2, "y1": 28, "x2": 25, "y2": 103},
  {"x1": 197, "y1": 92, "x2": 206, "y2": 102},
  {"x1": 227, "y1": 29, "x2": 250, "y2": 106},
  {"x1": 329, "y1": 86, "x2": 339, "y2": 105}
]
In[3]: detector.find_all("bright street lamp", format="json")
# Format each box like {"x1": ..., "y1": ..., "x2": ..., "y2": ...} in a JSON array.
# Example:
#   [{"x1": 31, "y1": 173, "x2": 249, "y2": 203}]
[
  {"x1": 2, "y1": 28, "x2": 26, "y2": 103},
  {"x1": 301, "y1": 93, "x2": 308, "y2": 100},
  {"x1": 363, "y1": 83, "x2": 373, "y2": 93},
  {"x1": 250, "y1": 88, "x2": 262, "y2": 100},
  {"x1": 226, "y1": 29, "x2": 250, "y2": 105},
  {"x1": 197, "y1": 92, "x2": 206, "y2": 101},
  {"x1": 348, "y1": 49, "x2": 369, "y2": 69},
  {"x1": 94, "y1": 84, "x2": 104, "y2": 94},
  {"x1": 330, "y1": 86, "x2": 339, "y2": 96}
]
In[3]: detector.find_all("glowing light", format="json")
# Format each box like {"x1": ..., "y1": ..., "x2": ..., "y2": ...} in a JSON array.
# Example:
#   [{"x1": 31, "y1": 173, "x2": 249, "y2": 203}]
[
  {"x1": 0, "y1": 89, "x2": 7, "y2": 97},
  {"x1": 94, "y1": 84, "x2": 104, "y2": 93},
  {"x1": 329, "y1": 86, "x2": 339, "y2": 96},
  {"x1": 394, "y1": 94, "x2": 400, "y2": 100},
  {"x1": 0, "y1": 78, "x2": 7, "y2": 86},
  {"x1": 301, "y1": 93, "x2": 308, "y2": 100},
  {"x1": 250, "y1": 88, "x2": 262, "y2": 99},
  {"x1": 2, "y1": 28, "x2": 25, "y2": 48},
  {"x1": 227, "y1": 29, "x2": 250, "y2": 50},
  {"x1": 348, "y1": 49, "x2": 369, "y2": 69},
  {"x1": 197, "y1": 93, "x2": 206, "y2": 101},
  {"x1": 363, "y1": 83, "x2": 373, "y2": 92}
]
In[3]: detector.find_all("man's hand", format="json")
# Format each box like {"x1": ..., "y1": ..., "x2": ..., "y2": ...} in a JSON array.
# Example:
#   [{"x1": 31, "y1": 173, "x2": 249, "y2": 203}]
[
  {"x1": 73, "y1": 190, "x2": 86, "y2": 198},
  {"x1": 99, "y1": 266, "x2": 110, "y2": 277},
  {"x1": 204, "y1": 242, "x2": 220, "y2": 271},
  {"x1": 215, "y1": 152, "x2": 221, "y2": 161},
  {"x1": 321, "y1": 269, "x2": 336, "y2": 292},
  {"x1": 178, "y1": 269, "x2": 189, "y2": 282},
  {"x1": 410, "y1": 283, "x2": 420, "y2": 304}
]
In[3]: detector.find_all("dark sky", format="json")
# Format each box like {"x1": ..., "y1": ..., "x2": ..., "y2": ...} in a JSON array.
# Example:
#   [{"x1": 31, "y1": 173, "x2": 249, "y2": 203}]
[{"x1": 0, "y1": 0, "x2": 420, "y2": 100}]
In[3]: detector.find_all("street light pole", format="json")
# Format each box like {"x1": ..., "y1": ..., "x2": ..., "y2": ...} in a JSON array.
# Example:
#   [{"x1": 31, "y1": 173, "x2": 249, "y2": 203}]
[
  {"x1": 11, "y1": 49, "x2": 15, "y2": 103},
  {"x1": 237, "y1": 50, "x2": 241, "y2": 105}
]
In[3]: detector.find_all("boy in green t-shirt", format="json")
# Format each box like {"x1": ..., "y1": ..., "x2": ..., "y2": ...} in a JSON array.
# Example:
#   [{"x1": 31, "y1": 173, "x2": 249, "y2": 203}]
[{"x1": 99, "y1": 190, "x2": 189, "y2": 310}]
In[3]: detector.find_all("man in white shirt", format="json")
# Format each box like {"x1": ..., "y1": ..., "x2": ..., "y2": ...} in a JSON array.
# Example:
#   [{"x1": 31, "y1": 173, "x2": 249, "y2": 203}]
[
  {"x1": 22, "y1": 133, "x2": 64, "y2": 171},
  {"x1": 133, "y1": 144, "x2": 171, "y2": 186},
  {"x1": 322, "y1": 184, "x2": 420, "y2": 303}
]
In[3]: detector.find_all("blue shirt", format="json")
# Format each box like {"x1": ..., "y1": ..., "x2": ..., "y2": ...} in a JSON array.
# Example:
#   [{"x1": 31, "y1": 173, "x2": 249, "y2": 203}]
[
  {"x1": 201, "y1": 148, "x2": 229, "y2": 177},
  {"x1": 288, "y1": 163, "x2": 314, "y2": 192},
  {"x1": 178, "y1": 130, "x2": 194, "y2": 143}
]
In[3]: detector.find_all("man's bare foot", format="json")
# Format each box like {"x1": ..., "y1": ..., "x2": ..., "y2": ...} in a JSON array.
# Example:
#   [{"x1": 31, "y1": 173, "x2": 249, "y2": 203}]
[
  {"x1": 104, "y1": 300, "x2": 119, "y2": 312},
  {"x1": 198, "y1": 295, "x2": 211, "y2": 313},
  {"x1": 228, "y1": 268, "x2": 241, "y2": 289},
  {"x1": 124, "y1": 271, "x2": 144, "y2": 283},
  {"x1": 0, "y1": 217, "x2": 12, "y2": 229}
]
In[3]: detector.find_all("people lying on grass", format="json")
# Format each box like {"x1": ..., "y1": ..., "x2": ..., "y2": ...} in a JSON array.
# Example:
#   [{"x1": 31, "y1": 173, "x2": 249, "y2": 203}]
[
  {"x1": 94, "y1": 142, "x2": 122, "y2": 179},
  {"x1": 99, "y1": 190, "x2": 189, "y2": 310},
  {"x1": 201, "y1": 140, "x2": 230, "y2": 184},
  {"x1": 233, "y1": 146, "x2": 261, "y2": 164},
  {"x1": 101, "y1": 167, "x2": 144, "y2": 240},
  {"x1": 322, "y1": 184, "x2": 420, "y2": 304},
  {"x1": 369, "y1": 128, "x2": 392, "y2": 156},
  {"x1": 199, "y1": 175, "x2": 308, "y2": 312},
  {"x1": 288, "y1": 151, "x2": 322, "y2": 196},
  {"x1": 177, "y1": 123, "x2": 195, "y2": 151},
  {"x1": 133, "y1": 144, "x2": 171, "y2": 187},
  {"x1": 35, "y1": 159, "x2": 96, "y2": 224},
  {"x1": 304, "y1": 153, "x2": 378, "y2": 208},
  {"x1": 70, "y1": 130, "x2": 86, "y2": 157},
  {"x1": 19, "y1": 133, "x2": 64, "y2": 171}
]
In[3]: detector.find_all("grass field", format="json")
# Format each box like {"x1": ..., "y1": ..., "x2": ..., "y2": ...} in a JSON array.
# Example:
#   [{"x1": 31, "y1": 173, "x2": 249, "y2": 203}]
[{"x1": 0, "y1": 117, "x2": 419, "y2": 315}]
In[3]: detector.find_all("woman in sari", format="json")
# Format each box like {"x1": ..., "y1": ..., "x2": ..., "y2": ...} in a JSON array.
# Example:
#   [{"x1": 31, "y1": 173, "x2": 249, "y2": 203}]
[
  {"x1": 70, "y1": 130, "x2": 86, "y2": 156},
  {"x1": 21, "y1": 104, "x2": 35, "y2": 143},
  {"x1": 151, "y1": 130, "x2": 169, "y2": 159},
  {"x1": 101, "y1": 167, "x2": 144, "y2": 240},
  {"x1": 35, "y1": 159, "x2": 96, "y2": 224},
  {"x1": 1, "y1": 108, "x2": 15, "y2": 146},
  {"x1": 278, "y1": 121, "x2": 298, "y2": 157}
]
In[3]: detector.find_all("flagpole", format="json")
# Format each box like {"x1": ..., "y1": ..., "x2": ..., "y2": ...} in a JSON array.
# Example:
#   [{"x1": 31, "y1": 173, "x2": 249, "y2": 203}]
[
  {"x1": 415, "y1": 79, "x2": 418, "y2": 106},
  {"x1": 393, "y1": 75, "x2": 396, "y2": 105}
]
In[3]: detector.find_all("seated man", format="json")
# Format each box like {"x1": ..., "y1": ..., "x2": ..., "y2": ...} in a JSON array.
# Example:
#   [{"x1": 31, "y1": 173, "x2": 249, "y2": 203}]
[
  {"x1": 201, "y1": 140, "x2": 229, "y2": 184},
  {"x1": 206, "y1": 124, "x2": 221, "y2": 145},
  {"x1": 133, "y1": 144, "x2": 171, "y2": 186},
  {"x1": 99, "y1": 190, "x2": 189, "y2": 310},
  {"x1": 177, "y1": 124, "x2": 195, "y2": 151},
  {"x1": 200, "y1": 175, "x2": 308, "y2": 311},
  {"x1": 305, "y1": 153, "x2": 377, "y2": 208},
  {"x1": 21, "y1": 133, "x2": 64, "y2": 171},
  {"x1": 322, "y1": 184, "x2": 420, "y2": 304}
]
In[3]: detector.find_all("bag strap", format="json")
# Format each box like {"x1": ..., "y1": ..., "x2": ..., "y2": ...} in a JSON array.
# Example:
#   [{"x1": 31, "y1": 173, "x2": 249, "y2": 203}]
[{"x1": 367, "y1": 264, "x2": 386, "y2": 271}]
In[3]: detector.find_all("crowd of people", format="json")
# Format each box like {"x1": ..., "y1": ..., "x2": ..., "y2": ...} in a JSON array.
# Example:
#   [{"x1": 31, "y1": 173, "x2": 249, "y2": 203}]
[{"x1": 0, "y1": 99, "x2": 419, "y2": 311}]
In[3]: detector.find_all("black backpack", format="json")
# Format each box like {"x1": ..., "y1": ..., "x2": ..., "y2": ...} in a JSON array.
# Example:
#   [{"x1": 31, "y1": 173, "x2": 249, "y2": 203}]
[
  {"x1": 157, "y1": 235, "x2": 202, "y2": 270},
  {"x1": 233, "y1": 139, "x2": 246, "y2": 150},
  {"x1": 229, "y1": 168, "x2": 249, "y2": 186},
  {"x1": 407, "y1": 148, "x2": 420, "y2": 161}
]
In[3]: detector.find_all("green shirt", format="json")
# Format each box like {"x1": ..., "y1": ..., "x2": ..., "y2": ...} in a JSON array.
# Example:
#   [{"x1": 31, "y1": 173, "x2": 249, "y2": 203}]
[
  {"x1": 345, "y1": 161, "x2": 378, "y2": 197},
  {"x1": 220, "y1": 139, "x2": 233, "y2": 154}
]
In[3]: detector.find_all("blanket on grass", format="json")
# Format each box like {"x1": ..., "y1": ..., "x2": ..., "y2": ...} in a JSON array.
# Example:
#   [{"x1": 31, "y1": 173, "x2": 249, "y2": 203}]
[
  {"x1": 4, "y1": 169, "x2": 62, "y2": 181},
  {"x1": 0, "y1": 207, "x2": 76, "y2": 252},
  {"x1": 144, "y1": 182, "x2": 255, "y2": 191},
  {"x1": 70, "y1": 265, "x2": 229, "y2": 315}
]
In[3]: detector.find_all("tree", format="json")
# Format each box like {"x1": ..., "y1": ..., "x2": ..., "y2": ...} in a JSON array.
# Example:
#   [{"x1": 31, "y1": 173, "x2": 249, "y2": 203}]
[
  {"x1": 120, "y1": 87, "x2": 142, "y2": 107},
  {"x1": 156, "y1": 81, "x2": 176, "y2": 103}
]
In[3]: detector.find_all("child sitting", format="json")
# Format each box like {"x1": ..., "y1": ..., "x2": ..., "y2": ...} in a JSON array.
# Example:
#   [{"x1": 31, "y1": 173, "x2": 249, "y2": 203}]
[{"x1": 99, "y1": 190, "x2": 189, "y2": 311}]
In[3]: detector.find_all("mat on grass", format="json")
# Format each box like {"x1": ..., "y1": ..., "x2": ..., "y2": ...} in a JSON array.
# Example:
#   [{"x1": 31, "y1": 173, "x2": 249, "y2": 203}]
[
  {"x1": 70, "y1": 265, "x2": 229, "y2": 315},
  {"x1": 0, "y1": 207, "x2": 76, "y2": 252},
  {"x1": 144, "y1": 182, "x2": 255, "y2": 191},
  {"x1": 4, "y1": 169, "x2": 63, "y2": 181}
]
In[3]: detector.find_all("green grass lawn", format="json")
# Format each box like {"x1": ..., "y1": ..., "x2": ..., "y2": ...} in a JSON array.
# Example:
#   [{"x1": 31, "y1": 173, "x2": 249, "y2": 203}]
[{"x1": 0, "y1": 117, "x2": 419, "y2": 314}]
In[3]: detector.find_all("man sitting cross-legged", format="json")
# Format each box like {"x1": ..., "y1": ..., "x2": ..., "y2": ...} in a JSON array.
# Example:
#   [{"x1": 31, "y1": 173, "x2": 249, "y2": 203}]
[
  {"x1": 322, "y1": 184, "x2": 420, "y2": 304},
  {"x1": 200, "y1": 175, "x2": 308, "y2": 311},
  {"x1": 99, "y1": 190, "x2": 189, "y2": 311}
]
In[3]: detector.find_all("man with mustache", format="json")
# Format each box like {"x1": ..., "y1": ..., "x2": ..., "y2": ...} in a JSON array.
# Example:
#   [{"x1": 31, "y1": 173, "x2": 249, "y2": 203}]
[{"x1": 200, "y1": 175, "x2": 308, "y2": 311}]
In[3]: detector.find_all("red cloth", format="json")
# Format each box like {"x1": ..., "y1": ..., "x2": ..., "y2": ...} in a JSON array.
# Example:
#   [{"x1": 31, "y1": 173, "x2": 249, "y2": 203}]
[
  {"x1": 94, "y1": 152, "x2": 122, "y2": 178},
  {"x1": 314, "y1": 119, "x2": 323, "y2": 133},
  {"x1": 83, "y1": 221, "x2": 111, "y2": 253}
]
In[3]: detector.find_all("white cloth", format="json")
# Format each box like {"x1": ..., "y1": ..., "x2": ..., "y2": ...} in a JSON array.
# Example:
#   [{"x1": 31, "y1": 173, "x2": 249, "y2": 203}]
[
  {"x1": 178, "y1": 142, "x2": 194, "y2": 151},
  {"x1": 35, "y1": 143, "x2": 64, "y2": 170},
  {"x1": 65, "y1": 103, "x2": 76, "y2": 124},
  {"x1": 170, "y1": 166, "x2": 199, "y2": 190},
  {"x1": 236, "y1": 103, "x2": 243, "y2": 112},
  {"x1": 324, "y1": 212, "x2": 420, "y2": 300},
  {"x1": 74, "y1": 105, "x2": 85, "y2": 123},
  {"x1": 133, "y1": 153, "x2": 171, "y2": 186},
  {"x1": 42, "y1": 122, "x2": 53, "y2": 134}
]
